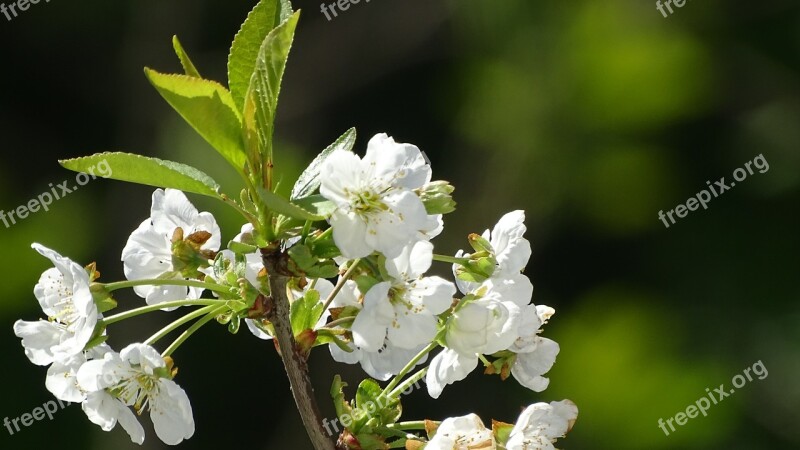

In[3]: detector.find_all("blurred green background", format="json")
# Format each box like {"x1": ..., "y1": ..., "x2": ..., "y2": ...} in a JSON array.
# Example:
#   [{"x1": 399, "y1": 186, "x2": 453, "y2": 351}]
[{"x1": 1, "y1": 0, "x2": 798, "y2": 449}]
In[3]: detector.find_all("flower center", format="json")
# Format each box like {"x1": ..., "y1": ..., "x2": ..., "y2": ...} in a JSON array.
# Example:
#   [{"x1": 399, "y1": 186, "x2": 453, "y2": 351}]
[
  {"x1": 349, "y1": 189, "x2": 388, "y2": 215},
  {"x1": 111, "y1": 373, "x2": 160, "y2": 415}
]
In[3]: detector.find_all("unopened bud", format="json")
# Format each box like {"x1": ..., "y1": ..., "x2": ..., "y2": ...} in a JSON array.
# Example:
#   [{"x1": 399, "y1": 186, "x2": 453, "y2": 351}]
[{"x1": 417, "y1": 180, "x2": 456, "y2": 215}]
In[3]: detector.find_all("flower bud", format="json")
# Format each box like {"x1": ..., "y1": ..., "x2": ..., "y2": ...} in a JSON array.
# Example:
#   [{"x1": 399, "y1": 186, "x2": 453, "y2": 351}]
[{"x1": 417, "y1": 180, "x2": 456, "y2": 215}]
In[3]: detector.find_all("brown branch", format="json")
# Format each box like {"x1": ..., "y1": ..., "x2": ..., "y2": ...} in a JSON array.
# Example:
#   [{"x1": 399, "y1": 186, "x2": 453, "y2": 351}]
[{"x1": 262, "y1": 249, "x2": 335, "y2": 450}]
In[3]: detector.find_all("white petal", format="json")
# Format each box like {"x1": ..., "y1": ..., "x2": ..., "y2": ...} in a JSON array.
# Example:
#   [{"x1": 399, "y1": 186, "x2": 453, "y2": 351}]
[
  {"x1": 331, "y1": 210, "x2": 372, "y2": 259},
  {"x1": 408, "y1": 276, "x2": 456, "y2": 316},
  {"x1": 490, "y1": 210, "x2": 527, "y2": 255},
  {"x1": 120, "y1": 343, "x2": 165, "y2": 374},
  {"x1": 245, "y1": 319, "x2": 273, "y2": 341},
  {"x1": 385, "y1": 240, "x2": 433, "y2": 281},
  {"x1": 511, "y1": 338, "x2": 560, "y2": 392},
  {"x1": 361, "y1": 343, "x2": 427, "y2": 381},
  {"x1": 330, "y1": 342, "x2": 362, "y2": 365},
  {"x1": 365, "y1": 191, "x2": 428, "y2": 258},
  {"x1": 427, "y1": 414, "x2": 494, "y2": 450},
  {"x1": 150, "y1": 379, "x2": 195, "y2": 445},
  {"x1": 13, "y1": 320, "x2": 63, "y2": 366},
  {"x1": 425, "y1": 349, "x2": 478, "y2": 399},
  {"x1": 351, "y1": 283, "x2": 393, "y2": 352},
  {"x1": 320, "y1": 150, "x2": 366, "y2": 205},
  {"x1": 507, "y1": 399, "x2": 578, "y2": 449},
  {"x1": 145, "y1": 282, "x2": 196, "y2": 310},
  {"x1": 151, "y1": 189, "x2": 199, "y2": 235},
  {"x1": 485, "y1": 274, "x2": 533, "y2": 307},
  {"x1": 46, "y1": 354, "x2": 86, "y2": 402},
  {"x1": 83, "y1": 391, "x2": 145, "y2": 444},
  {"x1": 363, "y1": 134, "x2": 431, "y2": 190},
  {"x1": 389, "y1": 311, "x2": 437, "y2": 350}
]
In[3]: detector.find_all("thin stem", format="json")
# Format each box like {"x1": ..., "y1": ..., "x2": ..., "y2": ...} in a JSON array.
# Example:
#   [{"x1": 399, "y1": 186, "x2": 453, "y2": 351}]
[
  {"x1": 221, "y1": 194, "x2": 258, "y2": 224},
  {"x1": 318, "y1": 316, "x2": 354, "y2": 330},
  {"x1": 161, "y1": 305, "x2": 227, "y2": 357},
  {"x1": 386, "y1": 421, "x2": 429, "y2": 431},
  {"x1": 104, "y1": 278, "x2": 230, "y2": 294},
  {"x1": 321, "y1": 259, "x2": 362, "y2": 311},
  {"x1": 388, "y1": 367, "x2": 428, "y2": 399},
  {"x1": 102, "y1": 300, "x2": 222, "y2": 325},
  {"x1": 381, "y1": 342, "x2": 438, "y2": 398},
  {"x1": 144, "y1": 305, "x2": 220, "y2": 346},
  {"x1": 432, "y1": 254, "x2": 470, "y2": 265}
]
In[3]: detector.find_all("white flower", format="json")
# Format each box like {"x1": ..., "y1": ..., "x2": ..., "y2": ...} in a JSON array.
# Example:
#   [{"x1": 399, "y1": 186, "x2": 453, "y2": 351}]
[
  {"x1": 331, "y1": 339, "x2": 428, "y2": 382},
  {"x1": 507, "y1": 305, "x2": 559, "y2": 393},
  {"x1": 121, "y1": 189, "x2": 220, "y2": 309},
  {"x1": 506, "y1": 400, "x2": 578, "y2": 450},
  {"x1": 319, "y1": 133, "x2": 435, "y2": 259},
  {"x1": 77, "y1": 343, "x2": 195, "y2": 445},
  {"x1": 46, "y1": 344, "x2": 112, "y2": 403},
  {"x1": 351, "y1": 241, "x2": 455, "y2": 351},
  {"x1": 426, "y1": 284, "x2": 522, "y2": 398},
  {"x1": 324, "y1": 280, "x2": 428, "y2": 380},
  {"x1": 426, "y1": 413, "x2": 495, "y2": 450},
  {"x1": 455, "y1": 210, "x2": 532, "y2": 295},
  {"x1": 13, "y1": 244, "x2": 99, "y2": 366},
  {"x1": 425, "y1": 348, "x2": 479, "y2": 399}
]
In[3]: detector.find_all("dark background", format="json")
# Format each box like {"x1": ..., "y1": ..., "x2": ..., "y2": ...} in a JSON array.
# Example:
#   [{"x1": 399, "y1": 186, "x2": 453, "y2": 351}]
[{"x1": 1, "y1": 0, "x2": 798, "y2": 449}]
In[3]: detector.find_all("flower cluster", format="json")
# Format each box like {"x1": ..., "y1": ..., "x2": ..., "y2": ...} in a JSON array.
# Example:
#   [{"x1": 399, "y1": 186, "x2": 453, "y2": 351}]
[
  {"x1": 14, "y1": 230, "x2": 199, "y2": 445},
  {"x1": 14, "y1": 130, "x2": 576, "y2": 449},
  {"x1": 426, "y1": 400, "x2": 578, "y2": 450}
]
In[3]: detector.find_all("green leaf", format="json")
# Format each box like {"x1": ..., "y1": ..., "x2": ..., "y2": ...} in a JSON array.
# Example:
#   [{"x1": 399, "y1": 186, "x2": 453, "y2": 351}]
[
  {"x1": 290, "y1": 127, "x2": 357, "y2": 200},
  {"x1": 292, "y1": 195, "x2": 337, "y2": 219},
  {"x1": 144, "y1": 68, "x2": 246, "y2": 172},
  {"x1": 242, "y1": 11, "x2": 300, "y2": 174},
  {"x1": 353, "y1": 379, "x2": 402, "y2": 433},
  {"x1": 227, "y1": 0, "x2": 292, "y2": 111},
  {"x1": 172, "y1": 36, "x2": 201, "y2": 78},
  {"x1": 59, "y1": 152, "x2": 221, "y2": 198},
  {"x1": 290, "y1": 289, "x2": 320, "y2": 335},
  {"x1": 256, "y1": 187, "x2": 324, "y2": 221},
  {"x1": 330, "y1": 375, "x2": 353, "y2": 424}
]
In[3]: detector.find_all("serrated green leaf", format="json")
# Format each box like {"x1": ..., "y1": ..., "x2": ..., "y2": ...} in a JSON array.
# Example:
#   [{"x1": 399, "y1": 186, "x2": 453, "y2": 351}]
[
  {"x1": 227, "y1": 0, "x2": 289, "y2": 111},
  {"x1": 242, "y1": 11, "x2": 300, "y2": 178},
  {"x1": 172, "y1": 36, "x2": 201, "y2": 78},
  {"x1": 290, "y1": 128, "x2": 356, "y2": 200},
  {"x1": 279, "y1": 0, "x2": 293, "y2": 21},
  {"x1": 256, "y1": 186, "x2": 324, "y2": 221},
  {"x1": 59, "y1": 152, "x2": 221, "y2": 198},
  {"x1": 144, "y1": 68, "x2": 246, "y2": 173}
]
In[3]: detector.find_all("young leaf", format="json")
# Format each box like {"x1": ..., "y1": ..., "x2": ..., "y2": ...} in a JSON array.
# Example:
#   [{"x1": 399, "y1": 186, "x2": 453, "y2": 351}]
[
  {"x1": 290, "y1": 127, "x2": 357, "y2": 200},
  {"x1": 144, "y1": 69, "x2": 246, "y2": 173},
  {"x1": 256, "y1": 186, "x2": 324, "y2": 221},
  {"x1": 227, "y1": 0, "x2": 290, "y2": 111},
  {"x1": 172, "y1": 36, "x2": 201, "y2": 78},
  {"x1": 60, "y1": 152, "x2": 221, "y2": 198},
  {"x1": 242, "y1": 11, "x2": 300, "y2": 177}
]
